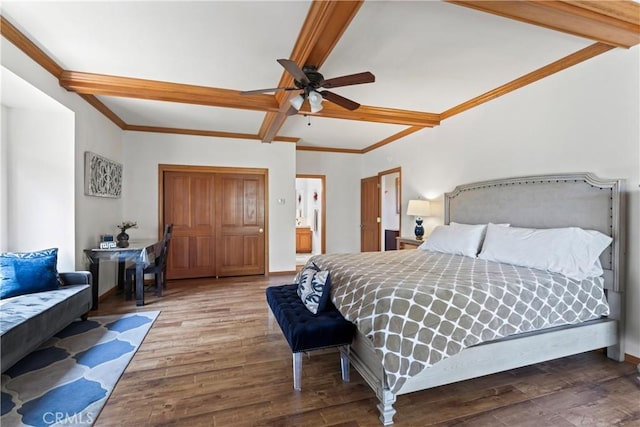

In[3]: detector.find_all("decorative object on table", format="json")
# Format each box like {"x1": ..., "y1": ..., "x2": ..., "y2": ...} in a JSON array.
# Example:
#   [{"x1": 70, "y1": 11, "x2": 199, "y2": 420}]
[
  {"x1": 84, "y1": 151, "x2": 122, "y2": 198},
  {"x1": 1, "y1": 311, "x2": 159, "y2": 427},
  {"x1": 116, "y1": 221, "x2": 137, "y2": 248},
  {"x1": 99, "y1": 235, "x2": 116, "y2": 249},
  {"x1": 406, "y1": 199, "x2": 431, "y2": 240}
]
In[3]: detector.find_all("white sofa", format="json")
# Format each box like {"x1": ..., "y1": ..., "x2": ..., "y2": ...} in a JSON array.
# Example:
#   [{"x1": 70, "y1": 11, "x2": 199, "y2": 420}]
[{"x1": 0, "y1": 272, "x2": 93, "y2": 373}]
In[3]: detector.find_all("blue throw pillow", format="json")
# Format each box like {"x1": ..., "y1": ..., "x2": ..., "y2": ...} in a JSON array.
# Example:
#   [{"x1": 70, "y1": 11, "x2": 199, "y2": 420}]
[
  {"x1": 0, "y1": 248, "x2": 59, "y2": 299},
  {"x1": 298, "y1": 269, "x2": 331, "y2": 315},
  {"x1": 294, "y1": 262, "x2": 320, "y2": 298}
]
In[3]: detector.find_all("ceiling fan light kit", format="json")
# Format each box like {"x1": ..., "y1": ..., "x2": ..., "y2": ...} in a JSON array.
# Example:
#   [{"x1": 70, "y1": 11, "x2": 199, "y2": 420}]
[
  {"x1": 308, "y1": 91, "x2": 323, "y2": 113},
  {"x1": 290, "y1": 94, "x2": 305, "y2": 110},
  {"x1": 241, "y1": 58, "x2": 374, "y2": 116}
]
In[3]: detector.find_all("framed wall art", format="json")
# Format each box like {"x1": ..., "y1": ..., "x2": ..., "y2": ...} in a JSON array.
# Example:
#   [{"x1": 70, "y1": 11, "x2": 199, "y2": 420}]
[{"x1": 84, "y1": 151, "x2": 122, "y2": 198}]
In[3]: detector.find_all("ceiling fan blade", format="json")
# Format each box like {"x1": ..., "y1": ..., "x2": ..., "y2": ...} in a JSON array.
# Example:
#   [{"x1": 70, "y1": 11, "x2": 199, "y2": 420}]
[
  {"x1": 321, "y1": 71, "x2": 375, "y2": 89},
  {"x1": 285, "y1": 105, "x2": 299, "y2": 116},
  {"x1": 239, "y1": 87, "x2": 297, "y2": 95},
  {"x1": 320, "y1": 90, "x2": 360, "y2": 111},
  {"x1": 277, "y1": 59, "x2": 309, "y2": 85}
]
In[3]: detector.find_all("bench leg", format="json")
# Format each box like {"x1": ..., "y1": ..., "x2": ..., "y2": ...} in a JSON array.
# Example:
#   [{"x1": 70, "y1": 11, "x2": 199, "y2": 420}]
[
  {"x1": 293, "y1": 352, "x2": 302, "y2": 391},
  {"x1": 267, "y1": 307, "x2": 274, "y2": 331},
  {"x1": 339, "y1": 346, "x2": 350, "y2": 383}
]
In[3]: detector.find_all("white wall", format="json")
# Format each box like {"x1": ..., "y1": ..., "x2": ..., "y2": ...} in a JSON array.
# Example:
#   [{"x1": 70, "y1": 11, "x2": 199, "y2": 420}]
[
  {"x1": 4, "y1": 107, "x2": 75, "y2": 270},
  {"x1": 0, "y1": 106, "x2": 8, "y2": 252},
  {"x1": 1, "y1": 67, "x2": 75, "y2": 270},
  {"x1": 362, "y1": 46, "x2": 640, "y2": 358},
  {"x1": 2, "y1": 38, "x2": 124, "y2": 294},
  {"x1": 122, "y1": 132, "x2": 296, "y2": 273},
  {"x1": 296, "y1": 151, "x2": 361, "y2": 254}
]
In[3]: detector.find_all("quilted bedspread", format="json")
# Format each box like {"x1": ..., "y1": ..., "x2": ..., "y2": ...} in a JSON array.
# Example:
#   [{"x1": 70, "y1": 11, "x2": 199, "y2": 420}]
[{"x1": 306, "y1": 250, "x2": 610, "y2": 393}]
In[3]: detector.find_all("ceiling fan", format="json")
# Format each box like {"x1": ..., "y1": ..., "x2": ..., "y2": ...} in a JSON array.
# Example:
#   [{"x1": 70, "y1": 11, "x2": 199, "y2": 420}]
[{"x1": 240, "y1": 59, "x2": 375, "y2": 115}]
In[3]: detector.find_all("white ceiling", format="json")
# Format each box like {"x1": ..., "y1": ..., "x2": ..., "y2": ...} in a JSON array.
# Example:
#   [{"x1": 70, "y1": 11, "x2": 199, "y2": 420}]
[{"x1": 1, "y1": 1, "x2": 597, "y2": 151}]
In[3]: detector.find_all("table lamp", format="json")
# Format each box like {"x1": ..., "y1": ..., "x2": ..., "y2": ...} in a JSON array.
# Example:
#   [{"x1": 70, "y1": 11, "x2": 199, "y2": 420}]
[{"x1": 406, "y1": 199, "x2": 430, "y2": 240}]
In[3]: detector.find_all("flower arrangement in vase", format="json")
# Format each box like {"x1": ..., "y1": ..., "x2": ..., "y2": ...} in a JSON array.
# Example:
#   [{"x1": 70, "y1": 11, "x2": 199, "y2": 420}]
[{"x1": 116, "y1": 221, "x2": 137, "y2": 247}]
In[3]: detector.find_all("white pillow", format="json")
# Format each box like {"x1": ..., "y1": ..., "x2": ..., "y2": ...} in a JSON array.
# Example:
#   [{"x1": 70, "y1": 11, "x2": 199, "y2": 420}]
[
  {"x1": 450, "y1": 222, "x2": 510, "y2": 254},
  {"x1": 478, "y1": 223, "x2": 612, "y2": 281},
  {"x1": 418, "y1": 223, "x2": 486, "y2": 258}
]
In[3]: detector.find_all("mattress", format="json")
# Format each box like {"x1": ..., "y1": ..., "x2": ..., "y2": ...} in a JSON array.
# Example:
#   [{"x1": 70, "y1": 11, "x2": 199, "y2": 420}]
[{"x1": 306, "y1": 250, "x2": 610, "y2": 393}]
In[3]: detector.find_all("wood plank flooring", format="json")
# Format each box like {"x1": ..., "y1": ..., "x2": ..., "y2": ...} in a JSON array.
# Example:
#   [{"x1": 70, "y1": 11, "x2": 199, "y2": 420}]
[{"x1": 93, "y1": 275, "x2": 640, "y2": 426}]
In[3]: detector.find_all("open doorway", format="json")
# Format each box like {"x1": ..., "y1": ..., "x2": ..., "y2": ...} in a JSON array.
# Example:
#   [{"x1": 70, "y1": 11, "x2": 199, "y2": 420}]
[
  {"x1": 295, "y1": 175, "x2": 325, "y2": 266},
  {"x1": 380, "y1": 168, "x2": 401, "y2": 251}
]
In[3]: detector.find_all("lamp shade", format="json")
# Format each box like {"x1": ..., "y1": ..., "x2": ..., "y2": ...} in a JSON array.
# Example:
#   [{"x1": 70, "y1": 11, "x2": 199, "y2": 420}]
[
  {"x1": 308, "y1": 90, "x2": 323, "y2": 113},
  {"x1": 406, "y1": 199, "x2": 430, "y2": 217},
  {"x1": 290, "y1": 94, "x2": 304, "y2": 110},
  {"x1": 310, "y1": 101, "x2": 323, "y2": 113}
]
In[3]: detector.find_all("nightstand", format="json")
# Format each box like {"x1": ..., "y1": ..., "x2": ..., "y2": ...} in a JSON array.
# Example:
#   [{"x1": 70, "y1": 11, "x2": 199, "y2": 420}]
[{"x1": 396, "y1": 236, "x2": 423, "y2": 250}]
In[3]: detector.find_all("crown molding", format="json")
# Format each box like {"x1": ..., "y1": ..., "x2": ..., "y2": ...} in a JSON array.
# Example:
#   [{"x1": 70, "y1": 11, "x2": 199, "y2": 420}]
[{"x1": 448, "y1": 0, "x2": 640, "y2": 48}]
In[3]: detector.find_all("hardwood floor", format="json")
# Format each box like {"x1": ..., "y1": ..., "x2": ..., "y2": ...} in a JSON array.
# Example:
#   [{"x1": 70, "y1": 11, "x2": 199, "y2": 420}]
[{"x1": 93, "y1": 275, "x2": 640, "y2": 426}]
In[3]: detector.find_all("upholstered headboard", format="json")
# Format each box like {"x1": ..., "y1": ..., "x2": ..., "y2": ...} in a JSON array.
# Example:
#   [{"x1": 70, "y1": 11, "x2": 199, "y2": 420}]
[{"x1": 444, "y1": 173, "x2": 625, "y2": 292}]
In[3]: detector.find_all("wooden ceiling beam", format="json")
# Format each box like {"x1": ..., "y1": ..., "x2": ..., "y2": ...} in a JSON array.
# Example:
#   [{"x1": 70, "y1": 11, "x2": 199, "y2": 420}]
[
  {"x1": 60, "y1": 71, "x2": 438, "y2": 127},
  {"x1": 259, "y1": 0, "x2": 364, "y2": 143},
  {"x1": 124, "y1": 125, "x2": 299, "y2": 143},
  {"x1": 295, "y1": 145, "x2": 362, "y2": 154},
  {"x1": 79, "y1": 94, "x2": 127, "y2": 129},
  {"x1": 361, "y1": 126, "x2": 426, "y2": 153},
  {"x1": 60, "y1": 71, "x2": 279, "y2": 112},
  {"x1": 448, "y1": 1, "x2": 640, "y2": 48},
  {"x1": 300, "y1": 103, "x2": 440, "y2": 127}
]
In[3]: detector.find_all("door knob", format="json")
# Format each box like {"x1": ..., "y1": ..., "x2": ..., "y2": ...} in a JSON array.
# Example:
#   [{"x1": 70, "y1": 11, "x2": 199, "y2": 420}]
[{"x1": 259, "y1": 228, "x2": 264, "y2": 233}]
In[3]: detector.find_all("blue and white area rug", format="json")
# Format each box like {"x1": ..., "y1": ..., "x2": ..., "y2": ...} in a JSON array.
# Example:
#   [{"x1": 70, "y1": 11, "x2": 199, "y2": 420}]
[{"x1": 1, "y1": 311, "x2": 159, "y2": 427}]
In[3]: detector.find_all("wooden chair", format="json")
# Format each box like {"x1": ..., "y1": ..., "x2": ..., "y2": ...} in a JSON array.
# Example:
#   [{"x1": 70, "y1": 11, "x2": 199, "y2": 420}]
[{"x1": 124, "y1": 224, "x2": 173, "y2": 299}]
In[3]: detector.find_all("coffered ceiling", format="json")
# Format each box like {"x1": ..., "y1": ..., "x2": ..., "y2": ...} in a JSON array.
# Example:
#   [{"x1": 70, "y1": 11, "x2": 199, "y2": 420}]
[{"x1": 1, "y1": 1, "x2": 638, "y2": 153}]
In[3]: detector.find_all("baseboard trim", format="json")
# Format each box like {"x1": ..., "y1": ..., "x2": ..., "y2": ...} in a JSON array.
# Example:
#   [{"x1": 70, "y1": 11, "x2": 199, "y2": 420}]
[
  {"x1": 269, "y1": 270, "x2": 297, "y2": 276},
  {"x1": 98, "y1": 286, "x2": 117, "y2": 302},
  {"x1": 625, "y1": 353, "x2": 640, "y2": 365}
]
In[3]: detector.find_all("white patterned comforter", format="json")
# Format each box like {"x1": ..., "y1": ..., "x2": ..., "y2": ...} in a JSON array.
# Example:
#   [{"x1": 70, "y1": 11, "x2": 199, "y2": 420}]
[{"x1": 306, "y1": 250, "x2": 609, "y2": 393}]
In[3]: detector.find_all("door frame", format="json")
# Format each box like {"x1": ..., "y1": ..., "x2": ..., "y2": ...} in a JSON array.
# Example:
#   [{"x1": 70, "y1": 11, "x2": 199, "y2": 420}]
[
  {"x1": 296, "y1": 174, "x2": 326, "y2": 255},
  {"x1": 158, "y1": 164, "x2": 269, "y2": 276}
]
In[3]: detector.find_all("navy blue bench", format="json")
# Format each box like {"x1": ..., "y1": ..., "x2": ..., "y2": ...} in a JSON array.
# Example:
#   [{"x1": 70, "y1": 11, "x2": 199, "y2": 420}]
[{"x1": 266, "y1": 283, "x2": 357, "y2": 390}]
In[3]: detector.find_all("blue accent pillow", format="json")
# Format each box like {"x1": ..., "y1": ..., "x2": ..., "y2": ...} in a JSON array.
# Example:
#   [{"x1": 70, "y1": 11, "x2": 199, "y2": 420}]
[
  {"x1": 0, "y1": 248, "x2": 59, "y2": 299},
  {"x1": 294, "y1": 262, "x2": 320, "y2": 298},
  {"x1": 298, "y1": 269, "x2": 331, "y2": 315}
]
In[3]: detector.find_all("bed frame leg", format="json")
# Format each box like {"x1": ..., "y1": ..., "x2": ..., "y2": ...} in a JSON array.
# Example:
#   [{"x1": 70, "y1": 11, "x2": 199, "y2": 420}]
[
  {"x1": 606, "y1": 290, "x2": 625, "y2": 362},
  {"x1": 376, "y1": 388, "x2": 396, "y2": 425}
]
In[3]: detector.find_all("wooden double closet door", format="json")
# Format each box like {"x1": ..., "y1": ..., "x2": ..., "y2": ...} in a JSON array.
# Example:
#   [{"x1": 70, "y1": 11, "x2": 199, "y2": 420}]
[{"x1": 161, "y1": 166, "x2": 266, "y2": 280}]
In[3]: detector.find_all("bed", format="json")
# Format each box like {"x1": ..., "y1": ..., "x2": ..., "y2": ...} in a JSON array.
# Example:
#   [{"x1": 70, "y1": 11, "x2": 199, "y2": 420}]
[{"x1": 305, "y1": 173, "x2": 625, "y2": 425}]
